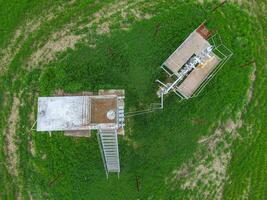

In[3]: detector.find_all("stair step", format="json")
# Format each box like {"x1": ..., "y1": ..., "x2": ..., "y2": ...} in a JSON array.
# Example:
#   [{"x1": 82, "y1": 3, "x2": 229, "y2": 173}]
[
  {"x1": 106, "y1": 161, "x2": 118, "y2": 163},
  {"x1": 103, "y1": 145, "x2": 116, "y2": 149},
  {"x1": 105, "y1": 153, "x2": 117, "y2": 156},
  {"x1": 103, "y1": 148, "x2": 116, "y2": 151},
  {"x1": 98, "y1": 129, "x2": 120, "y2": 173},
  {"x1": 104, "y1": 151, "x2": 117, "y2": 154},
  {"x1": 106, "y1": 159, "x2": 119, "y2": 162},
  {"x1": 105, "y1": 153, "x2": 118, "y2": 156},
  {"x1": 107, "y1": 164, "x2": 119, "y2": 167},
  {"x1": 106, "y1": 155, "x2": 118, "y2": 157},
  {"x1": 104, "y1": 151, "x2": 117, "y2": 153},
  {"x1": 102, "y1": 139, "x2": 115, "y2": 141},
  {"x1": 105, "y1": 156, "x2": 118, "y2": 159},
  {"x1": 102, "y1": 141, "x2": 116, "y2": 143},
  {"x1": 103, "y1": 145, "x2": 116, "y2": 147}
]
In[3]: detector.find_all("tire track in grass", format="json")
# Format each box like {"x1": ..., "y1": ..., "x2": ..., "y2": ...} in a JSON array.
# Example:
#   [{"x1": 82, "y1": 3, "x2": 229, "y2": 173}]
[
  {"x1": 20, "y1": 1, "x2": 158, "y2": 189},
  {"x1": 166, "y1": 65, "x2": 256, "y2": 200},
  {"x1": 0, "y1": 1, "x2": 158, "y2": 198},
  {"x1": 21, "y1": 1, "x2": 158, "y2": 182},
  {"x1": 0, "y1": 2, "x2": 76, "y2": 75},
  {"x1": 26, "y1": 0, "x2": 158, "y2": 69},
  {"x1": 0, "y1": 2, "x2": 77, "y2": 198},
  {"x1": 3, "y1": 95, "x2": 22, "y2": 199}
]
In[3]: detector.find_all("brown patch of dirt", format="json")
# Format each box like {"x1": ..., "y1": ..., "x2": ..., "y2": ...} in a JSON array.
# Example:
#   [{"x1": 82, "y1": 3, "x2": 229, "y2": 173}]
[
  {"x1": 0, "y1": 0, "x2": 79, "y2": 76},
  {"x1": 246, "y1": 63, "x2": 256, "y2": 104},
  {"x1": 96, "y1": 22, "x2": 110, "y2": 35},
  {"x1": 167, "y1": 65, "x2": 257, "y2": 199},
  {"x1": 29, "y1": 140, "x2": 36, "y2": 157},
  {"x1": 28, "y1": 92, "x2": 38, "y2": 157},
  {"x1": 26, "y1": 0, "x2": 157, "y2": 69},
  {"x1": 53, "y1": 89, "x2": 93, "y2": 96},
  {"x1": 28, "y1": 191, "x2": 33, "y2": 200},
  {"x1": 130, "y1": 8, "x2": 153, "y2": 20},
  {"x1": 42, "y1": 154, "x2": 47, "y2": 160},
  {"x1": 0, "y1": 3, "x2": 72, "y2": 75},
  {"x1": 169, "y1": 121, "x2": 234, "y2": 199},
  {"x1": 229, "y1": 0, "x2": 245, "y2": 5},
  {"x1": 28, "y1": 34, "x2": 83, "y2": 68},
  {"x1": 4, "y1": 96, "x2": 20, "y2": 177},
  {"x1": 0, "y1": 20, "x2": 40, "y2": 74},
  {"x1": 197, "y1": 0, "x2": 204, "y2": 3},
  {"x1": 197, "y1": 0, "x2": 245, "y2": 5},
  {"x1": 4, "y1": 95, "x2": 24, "y2": 199},
  {"x1": 240, "y1": 177, "x2": 251, "y2": 200},
  {"x1": 54, "y1": 89, "x2": 65, "y2": 96},
  {"x1": 124, "y1": 135, "x2": 140, "y2": 150},
  {"x1": 191, "y1": 118, "x2": 206, "y2": 125},
  {"x1": 91, "y1": 97, "x2": 117, "y2": 123},
  {"x1": 64, "y1": 130, "x2": 91, "y2": 138}
]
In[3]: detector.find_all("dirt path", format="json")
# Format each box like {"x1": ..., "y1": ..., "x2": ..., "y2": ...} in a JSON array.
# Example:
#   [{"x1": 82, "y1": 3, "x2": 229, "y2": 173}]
[
  {"x1": 4, "y1": 95, "x2": 22, "y2": 199},
  {"x1": 4, "y1": 96, "x2": 20, "y2": 177},
  {"x1": 0, "y1": 2, "x2": 74, "y2": 75},
  {"x1": 0, "y1": 1, "x2": 158, "y2": 195},
  {"x1": 167, "y1": 64, "x2": 257, "y2": 199},
  {"x1": 27, "y1": 0, "x2": 157, "y2": 69}
]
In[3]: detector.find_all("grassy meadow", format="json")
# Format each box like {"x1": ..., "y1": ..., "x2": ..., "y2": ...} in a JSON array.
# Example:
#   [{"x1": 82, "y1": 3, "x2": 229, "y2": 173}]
[{"x1": 0, "y1": 0, "x2": 267, "y2": 199}]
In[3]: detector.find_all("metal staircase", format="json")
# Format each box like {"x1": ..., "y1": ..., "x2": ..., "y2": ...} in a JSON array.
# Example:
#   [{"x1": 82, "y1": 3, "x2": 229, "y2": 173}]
[{"x1": 97, "y1": 129, "x2": 120, "y2": 178}]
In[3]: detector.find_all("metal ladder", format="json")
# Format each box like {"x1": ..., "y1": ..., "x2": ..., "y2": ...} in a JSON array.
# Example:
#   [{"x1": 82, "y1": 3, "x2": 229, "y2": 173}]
[{"x1": 97, "y1": 129, "x2": 120, "y2": 178}]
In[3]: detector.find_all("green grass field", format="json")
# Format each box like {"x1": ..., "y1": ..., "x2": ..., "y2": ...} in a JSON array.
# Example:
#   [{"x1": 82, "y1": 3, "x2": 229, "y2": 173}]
[{"x1": 1, "y1": 0, "x2": 267, "y2": 199}]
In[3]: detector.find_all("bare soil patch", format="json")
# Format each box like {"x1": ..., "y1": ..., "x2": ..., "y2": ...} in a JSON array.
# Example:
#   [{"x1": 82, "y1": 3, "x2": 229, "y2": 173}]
[
  {"x1": 167, "y1": 65, "x2": 257, "y2": 199},
  {"x1": 28, "y1": 34, "x2": 83, "y2": 68},
  {"x1": 91, "y1": 97, "x2": 117, "y2": 124},
  {"x1": 4, "y1": 96, "x2": 20, "y2": 177},
  {"x1": 26, "y1": 0, "x2": 157, "y2": 69},
  {"x1": 0, "y1": 3, "x2": 71, "y2": 75}
]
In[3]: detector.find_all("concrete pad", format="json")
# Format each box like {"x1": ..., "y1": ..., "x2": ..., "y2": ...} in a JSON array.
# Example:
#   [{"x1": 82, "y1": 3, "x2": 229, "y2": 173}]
[
  {"x1": 90, "y1": 97, "x2": 117, "y2": 124},
  {"x1": 37, "y1": 90, "x2": 125, "y2": 134},
  {"x1": 37, "y1": 96, "x2": 90, "y2": 131},
  {"x1": 176, "y1": 54, "x2": 220, "y2": 98},
  {"x1": 164, "y1": 31, "x2": 211, "y2": 74}
]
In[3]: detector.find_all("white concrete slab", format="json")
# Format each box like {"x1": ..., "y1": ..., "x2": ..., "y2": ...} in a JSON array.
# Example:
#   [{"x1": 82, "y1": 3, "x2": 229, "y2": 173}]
[{"x1": 37, "y1": 96, "x2": 90, "y2": 131}]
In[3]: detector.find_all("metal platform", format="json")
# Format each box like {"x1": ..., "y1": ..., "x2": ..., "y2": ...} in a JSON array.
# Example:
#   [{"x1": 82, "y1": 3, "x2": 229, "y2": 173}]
[
  {"x1": 97, "y1": 129, "x2": 120, "y2": 177},
  {"x1": 36, "y1": 90, "x2": 125, "y2": 177}
]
